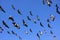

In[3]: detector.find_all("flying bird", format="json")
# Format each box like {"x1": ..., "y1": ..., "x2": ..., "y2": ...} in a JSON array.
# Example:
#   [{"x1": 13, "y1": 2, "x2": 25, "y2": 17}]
[
  {"x1": 12, "y1": 22, "x2": 20, "y2": 29},
  {"x1": 40, "y1": 22, "x2": 44, "y2": 27},
  {"x1": 9, "y1": 16, "x2": 14, "y2": 21},
  {"x1": 48, "y1": 23, "x2": 52, "y2": 28},
  {"x1": 47, "y1": 19, "x2": 50, "y2": 22},
  {"x1": 30, "y1": 28, "x2": 32, "y2": 33},
  {"x1": 50, "y1": 30, "x2": 53, "y2": 34},
  {"x1": 11, "y1": 5, "x2": 15, "y2": 10},
  {"x1": 50, "y1": 14, "x2": 55, "y2": 21},
  {"x1": 37, "y1": 15, "x2": 40, "y2": 21},
  {"x1": 17, "y1": 9, "x2": 22, "y2": 15},
  {"x1": 30, "y1": 11, "x2": 33, "y2": 16},
  {"x1": 42, "y1": 0, "x2": 45, "y2": 5},
  {"x1": 53, "y1": 35, "x2": 56, "y2": 40},
  {"x1": 37, "y1": 33, "x2": 40, "y2": 40},
  {"x1": 22, "y1": 19, "x2": 28, "y2": 27},
  {"x1": 56, "y1": 4, "x2": 60, "y2": 14},
  {"x1": 27, "y1": 16, "x2": 31, "y2": 21},
  {"x1": 46, "y1": 0, "x2": 52, "y2": 7},
  {"x1": 0, "y1": 5, "x2": 5, "y2": 13},
  {"x1": 39, "y1": 31, "x2": 43, "y2": 35},
  {"x1": 33, "y1": 19, "x2": 36, "y2": 24},
  {"x1": 24, "y1": 30, "x2": 28, "y2": 35},
  {"x1": 2, "y1": 20, "x2": 9, "y2": 29},
  {"x1": 7, "y1": 31, "x2": 10, "y2": 34},
  {"x1": 0, "y1": 27, "x2": 4, "y2": 33}
]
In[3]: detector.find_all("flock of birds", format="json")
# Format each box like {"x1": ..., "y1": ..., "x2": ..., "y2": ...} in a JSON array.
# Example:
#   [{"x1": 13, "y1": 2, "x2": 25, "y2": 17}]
[{"x1": 0, "y1": 0, "x2": 60, "y2": 40}]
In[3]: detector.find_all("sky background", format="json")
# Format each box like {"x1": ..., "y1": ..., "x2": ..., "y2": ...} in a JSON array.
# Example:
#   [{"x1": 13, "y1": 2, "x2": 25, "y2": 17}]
[{"x1": 0, "y1": 0, "x2": 60, "y2": 40}]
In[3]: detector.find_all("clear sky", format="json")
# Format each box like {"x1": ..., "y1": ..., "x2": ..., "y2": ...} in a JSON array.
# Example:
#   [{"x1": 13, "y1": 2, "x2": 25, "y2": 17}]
[{"x1": 0, "y1": 0, "x2": 60, "y2": 40}]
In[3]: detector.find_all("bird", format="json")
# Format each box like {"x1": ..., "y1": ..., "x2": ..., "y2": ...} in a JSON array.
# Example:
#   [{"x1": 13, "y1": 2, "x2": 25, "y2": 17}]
[
  {"x1": 39, "y1": 31, "x2": 43, "y2": 35},
  {"x1": 37, "y1": 33, "x2": 40, "y2": 40},
  {"x1": 33, "y1": 19, "x2": 36, "y2": 24},
  {"x1": 50, "y1": 14, "x2": 55, "y2": 21},
  {"x1": 53, "y1": 35, "x2": 56, "y2": 40},
  {"x1": 17, "y1": 9, "x2": 22, "y2": 15},
  {"x1": 0, "y1": 5, "x2": 5, "y2": 13},
  {"x1": 30, "y1": 28, "x2": 32, "y2": 33},
  {"x1": 56, "y1": 4, "x2": 60, "y2": 14},
  {"x1": 47, "y1": 19, "x2": 50, "y2": 22},
  {"x1": 24, "y1": 30, "x2": 28, "y2": 35},
  {"x1": 2, "y1": 20, "x2": 9, "y2": 29},
  {"x1": 22, "y1": 19, "x2": 28, "y2": 27},
  {"x1": 11, "y1": 5, "x2": 15, "y2": 10},
  {"x1": 42, "y1": 0, "x2": 45, "y2": 5},
  {"x1": 12, "y1": 22, "x2": 20, "y2": 29},
  {"x1": 46, "y1": 0, "x2": 52, "y2": 7},
  {"x1": 7, "y1": 31, "x2": 11, "y2": 34},
  {"x1": 30, "y1": 11, "x2": 33, "y2": 16},
  {"x1": 37, "y1": 15, "x2": 40, "y2": 21},
  {"x1": 40, "y1": 22, "x2": 44, "y2": 27},
  {"x1": 9, "y1": 16, "x2": 14, "y2": 21},
  {"x1": 48, "y1": 23, "x2": 52, "y2": 28},
  {"x1": 27, "y1": 16, "x2": 31, "y2": 21},
  {"x1": 50, "y1": 30, "x2": 53, "y2": 34},
  {"x1": 0, "y1": 27, "x2": 4, "y2": 33},
  {"x1": 11, "y1": 30, "x2": 17, "y2": 36}
]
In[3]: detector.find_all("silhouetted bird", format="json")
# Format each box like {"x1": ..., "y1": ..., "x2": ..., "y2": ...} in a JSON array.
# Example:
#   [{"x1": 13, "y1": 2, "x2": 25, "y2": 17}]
[
  {"x1": 37, "y1": 33, "x2": 40, "y2": 40},
  {"x1": 50, "y1": 30, "x2": 53, "y2": 34},
  {"x1": 48, "y1": 24, "x2": 52, "y2": 28},
  {"x1": 2, "y1": 20, "x2": 9, "y2": 28},
  {"x1": 11, "y1": 5, "x2": 15, "y2": 10},
  {"x1": 0, "y1": 6, "x2": 5, "y2": 13},
  {"x1": 7, "y1": 31, "x2": 10, "y2": 34},
  {"x1": 30, "y1": 28, "x2": 32, "y2": 33},
  {"x1": 53, "y1": 35, "x2": 56, "y2": 40},
  {"x1": 47, "y1": 19, "x2": 50, "y2": 22},
  {"x1": 40, "y1": 22, "x2": 44, "y2": 27},
  {"x1": 12, "y1": 22, "x2": 20, "y2": 29},
  {"x1": 50, "y1": 14, "x2": 55, "y2": 21},
  {"x1": 0, "y1": 27, "x2": 4, "y2": 33},
  {"x1": 56, "y1": 4, "x2": 60, "y2": 14},
  {"x1": 27, "y1": 16, "x2": 31, "y2": 21},
  {"x1": 42, "y1": 0, "x2": 45, "y2": 5},
  {"x1": 22, "y1": 19, "x2": 28, "y2": 27},
  {"x1": 17, "y1": 9, "x2": 22, "y2": 15},
  {"x1": 9, "y1": 16, "x2": 14, "y2": 21},
  {"x1": 30, "y1": 11, "x2": 33, "y2": 16}
]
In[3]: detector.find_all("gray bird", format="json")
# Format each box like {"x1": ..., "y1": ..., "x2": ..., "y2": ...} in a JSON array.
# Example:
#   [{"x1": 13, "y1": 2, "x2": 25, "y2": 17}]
[
  {"x1": 37, "y1": 15, "x2": 40, "y2": 21},
  {"x1": 2, "y1": 20, "x2": 9, "y2": 29},
  {"x1": 22, "y1": 19, "x2": 28, "y2": 27},
  {"x1": 9, "y1": 16, "x2": 14, "y2": 21},
  {"x1": 12, "y1": 22, "x2": 20, "y2": 29},
  {"x1": 0, "y1": 6, "x2": 5, "y2": 13}
]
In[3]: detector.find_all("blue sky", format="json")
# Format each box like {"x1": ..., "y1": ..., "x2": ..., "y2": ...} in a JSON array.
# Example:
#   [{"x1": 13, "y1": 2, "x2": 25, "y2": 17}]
[{"x1": 0, "y1": 0, "x2": 60, "y2": 40}]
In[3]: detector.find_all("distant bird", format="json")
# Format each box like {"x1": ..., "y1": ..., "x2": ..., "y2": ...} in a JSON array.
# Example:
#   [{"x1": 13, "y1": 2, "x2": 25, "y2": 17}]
[
  {"x1": 11, "y1": 5, "x2": 15, "y2": 10},
  {"x1": 27, "y1": 16, "x2": 31, "y2": 21},
  {"x1": 44, "y1": 29, "x2": 47, "y2": 34},
  {"x1": 12, "y1": 22, "x2": 20, "y2": 29},
  {"x1": 46, "y1": 0, "x2": 52, "y2": 7},
  {"x1": 24, "y1": 30, "x2": 28, "y2": 35},
  {"x1": 39, "y1": 31, "x2": 43, "y2": 35},
  {"x1": 18, "y1": 36, "x2": 22, "y2": 40},
  {"x1": 48, "y1": 24, "x2": 52, "y2": 28},
  {"x1": 50, "y1": 14, "x2": 55, "y2": 21},
  {"x1": 42, "y1": 0, "x2": 45, "y2": 5},
  {"x1": 30, "y1": 11, "x2": 33, "y2": 16},
  {"x1": 37, "y1": 33, "x2": 40, "y2": 40},
  {"x1": 0, "y1": 27, "x2": 4, "y2": 33},
  {"x1": 33, "y1": 19, "x2": 36, "y2": 24},
  {"x1": 50, "y1": 30, "x2": 53, "y2": 34},
  {"x1": 7, "y1": 31, "x2": 10, "y2": 34},
  {"x1": 40, "y1": 22, "x2": 44, "y2": 27},
  {"x1": 17, "y1": 9, "x2": 22, "y2": 15},
  {"x1": 22, "y1": 19, "x2": 28, "y2": 27},
  {"x1": 56, "y1": 4, "x2": 60, "y2": 14},
  {"x1": 30, "y1": 28, "x2": 32, "y2": 33},
  {"x1": 2, "y1": 20, "x2": 9, "y2": 29},
  {"x1": 37, "y1": 15, "x2": 40, "y2": 21},
  {"x1": 0, "y1": 5, "x2": 5, "y2": 13},
  {"x1": 53, "y1": 35, "x2": 56, "y2": 40},
  {"x1": 9, "y1": 16, "x2": 14, "y2": 21},
  {"x1": 11, "y1": 30, "x2": 17, "y2": 36},
  {"x1": 47, "y1": 19, "x2": 50, "y2": 22}
]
